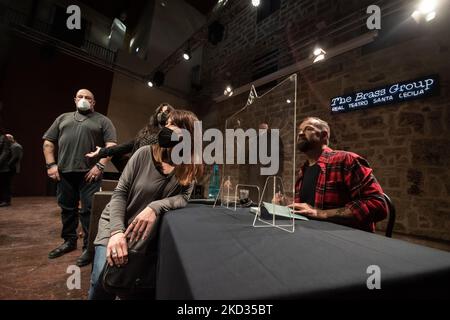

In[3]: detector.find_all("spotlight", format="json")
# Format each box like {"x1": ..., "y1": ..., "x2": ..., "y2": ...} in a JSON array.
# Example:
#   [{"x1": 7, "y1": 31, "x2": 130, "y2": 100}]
[
  {"x1": 411, "y1": 10, "x2": 421, "y2": 22},
  {"x1": 252, "y1": 0, "x2": 261, "y2": 7},
  {"x1": 147, "y1": 81, "x2": 153, "y2": 87},
  {"x1": 286, "y1": 99, "x2": 292, "y2": 104},
  {"x1": 411, "y1": 0, "x2": 438, "y2": 22},
  {"x1": 418, "y1": 0, "x2": 437, "y2": 14},
  {"x1": 425, "y1": 11, "x2": 436, "y2": 21},
  {"x1": 224, "y1": 85, "x2": 233, "y2": 97},
  {"x1": 313, "y1": 47, "x2": 326, "y2": 63},
  {"x1": 313, "y1": 48, "x2": 324, "y2": 56},
  {"x1": 183, "y1": 46, "x2": 191, "y2": 60},
  {"x1": 313, "y1": 54, "x2": 325, "y2": 63},
  {"x1": 136, "y1": 47, "x2": 140, "y2": 53}
]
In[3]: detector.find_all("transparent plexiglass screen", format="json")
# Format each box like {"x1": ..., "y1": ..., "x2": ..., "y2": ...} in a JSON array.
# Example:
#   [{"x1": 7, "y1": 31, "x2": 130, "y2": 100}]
[{"x1": 219, "y1": 74, "x2": 297, "y2": 208}]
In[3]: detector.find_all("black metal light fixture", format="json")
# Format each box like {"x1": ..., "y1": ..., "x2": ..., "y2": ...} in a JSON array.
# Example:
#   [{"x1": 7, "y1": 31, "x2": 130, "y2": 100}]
[
  {"x1": 152, "y1": 71, "x2": 165, "y2": 86},
  {"x1": 183, "y1": 44, "x2": 191, "y2": 61}
]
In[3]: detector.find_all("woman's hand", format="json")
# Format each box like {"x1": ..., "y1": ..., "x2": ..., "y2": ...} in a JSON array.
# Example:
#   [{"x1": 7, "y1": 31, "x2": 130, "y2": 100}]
[
  {"x1": 85, "y1": 146, "x2": 101, "y2": 158},
  {"x1": 106, "y1": 232, "x2": 128, "y2": 267},
  {"x1": 125, "y1": 207, "x2": 157, "y2": 243}
]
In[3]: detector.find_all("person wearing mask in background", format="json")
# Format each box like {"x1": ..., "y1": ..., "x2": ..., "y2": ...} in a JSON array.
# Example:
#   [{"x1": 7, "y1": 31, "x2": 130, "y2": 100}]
[
  {"x1": 43, "y1": 89, "x2": 117, "y2": 267},
  {"x1": 85, "y1": 103, "x2": 174, "y2": 172},
  {"x1": 0, "y1": 134, "x2": 23, "y2": 207}
]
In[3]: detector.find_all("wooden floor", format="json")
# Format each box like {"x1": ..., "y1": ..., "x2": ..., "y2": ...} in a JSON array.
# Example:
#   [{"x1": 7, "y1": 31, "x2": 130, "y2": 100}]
[
  {"x1": 0, "y1": 197, "x2": 449, "y2": 300},
  {"x1": 0, "y1": 197, "x2": 90, "y2": 300}
]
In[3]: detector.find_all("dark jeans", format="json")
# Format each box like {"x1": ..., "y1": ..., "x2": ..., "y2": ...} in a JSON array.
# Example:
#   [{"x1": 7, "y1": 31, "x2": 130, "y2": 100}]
[
  {"x1": 57, "y1": 172, "x2": 101, "y2": 249},
  {"x1": 0, "y1": 171, "x2": 14, "y2": 204},
  {"x1": 89, "y1": 245, "x2": 115, "y2": 300}
]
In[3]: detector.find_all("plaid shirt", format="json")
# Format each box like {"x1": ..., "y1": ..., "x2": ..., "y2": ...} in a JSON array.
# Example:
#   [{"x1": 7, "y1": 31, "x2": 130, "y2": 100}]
[{"x1": 295, "y1": 146, "x2": 387, "y2": 232}]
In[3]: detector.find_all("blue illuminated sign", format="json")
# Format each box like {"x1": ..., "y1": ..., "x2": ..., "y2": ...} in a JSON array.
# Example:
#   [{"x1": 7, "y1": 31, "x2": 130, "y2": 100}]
[{"x1": 331, "y1": 75, "x2": 439, "y2": 113}]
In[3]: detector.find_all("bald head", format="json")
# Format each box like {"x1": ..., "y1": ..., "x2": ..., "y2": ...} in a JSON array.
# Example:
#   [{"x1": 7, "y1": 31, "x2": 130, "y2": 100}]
[
  {"x1": 5, "y1": 134, "x2": 14, "y2": 143},
  {"x1": 298, "y1": 117, "x2": 330, "y2": 146},
  {"x1": 76, "y1": 89, "x2": 94, "y2": 99}
]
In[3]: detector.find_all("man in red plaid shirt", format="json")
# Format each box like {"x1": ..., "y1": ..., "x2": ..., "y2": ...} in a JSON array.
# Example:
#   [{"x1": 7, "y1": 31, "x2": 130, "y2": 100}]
[{"x1": 285, "y1": 117, "x2": 387, "y2": 232}]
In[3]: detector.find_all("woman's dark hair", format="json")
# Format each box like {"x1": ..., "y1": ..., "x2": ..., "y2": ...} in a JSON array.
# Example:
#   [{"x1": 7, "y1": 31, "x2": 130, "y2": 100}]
[
  {"x1": 134, "y1": 103, "x2": 175, "y2": 148},
  {"x1": 152, "y1": 109, "x2": 204, "y2": 186}
]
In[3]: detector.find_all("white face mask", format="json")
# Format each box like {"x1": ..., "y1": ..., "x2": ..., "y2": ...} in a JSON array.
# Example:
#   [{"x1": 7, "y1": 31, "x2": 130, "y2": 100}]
[{"x1": 76, "y1": 98, "x2": 91, "y2": 112}]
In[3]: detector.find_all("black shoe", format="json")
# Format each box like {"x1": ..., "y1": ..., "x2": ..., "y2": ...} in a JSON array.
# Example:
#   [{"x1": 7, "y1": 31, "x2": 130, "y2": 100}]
[
  {"x1": 48, "y1": 241, "x2": 77, "y2": 259},
  {"x1": 76, "y1": 249, "x2": 93, "y2": 267},
  {"x1": 0, "y1": 202, "x2": 11, "y2": 207}
]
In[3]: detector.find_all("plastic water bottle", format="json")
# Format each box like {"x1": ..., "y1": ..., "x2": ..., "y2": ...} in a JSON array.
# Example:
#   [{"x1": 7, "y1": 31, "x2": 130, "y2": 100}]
[{"x1": 208, "y1": 164, "x2": 220, "y2": 199}]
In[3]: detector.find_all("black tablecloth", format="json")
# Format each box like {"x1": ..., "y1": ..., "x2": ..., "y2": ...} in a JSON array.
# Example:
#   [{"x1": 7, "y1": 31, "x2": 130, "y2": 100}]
[{"x1": 156, "y1": 204, "x2": 450, "y2": 299}]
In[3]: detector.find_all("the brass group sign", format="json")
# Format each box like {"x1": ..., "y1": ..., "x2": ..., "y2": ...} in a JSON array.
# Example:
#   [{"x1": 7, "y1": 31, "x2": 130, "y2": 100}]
[{"x1": 330, "y1": 75, "x2": 439, "y2": 113}]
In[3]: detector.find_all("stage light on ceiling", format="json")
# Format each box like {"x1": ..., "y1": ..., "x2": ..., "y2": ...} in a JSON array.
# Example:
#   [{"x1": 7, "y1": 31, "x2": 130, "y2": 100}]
[
  {"x1": 147, "y1": 81, "x2": 154, "y2": 88},
  {"x1": 411, "y1": 10, "x2": 421, "y2": 21},
  {"x1": 313, "y1": 48, "x2": 324, "y2": 56},
  {"x1": 183, "y1": 46, "x2": 191, "y2": 61},
  {"x1": 425, "y1": 11, "x2": 436, "y2": 21},
  {"x1": 418, "y1": 0, "x2": 437, "y2": 14},
  {"x1": 313, "y1": 54, "x2": 325, "y2": 63},
  {"x1": 411, "y1": 0, "x2": 438, "y2": 22},
  {"x1": 313, "y1": 47, "x2": 326, "y2": 63},
  {"x1": 224, "y1": 85, "x2": 234, "y2": 97},
  {"x1": 252, "y1": 0, "x2": 261, "y2": 7},
  {"x1": 286, "y1": 99, "x2": 292, "y2": 104}
]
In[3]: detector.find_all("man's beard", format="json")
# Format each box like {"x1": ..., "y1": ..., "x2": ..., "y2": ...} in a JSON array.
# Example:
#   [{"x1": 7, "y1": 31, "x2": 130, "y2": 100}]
[{"x1": 297, "y1": 139, "x2": 313, "y2": 152}]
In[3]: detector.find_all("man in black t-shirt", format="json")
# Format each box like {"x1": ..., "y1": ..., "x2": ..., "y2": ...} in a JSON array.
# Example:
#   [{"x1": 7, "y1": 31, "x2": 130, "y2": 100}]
[{"x1": 43, "y1": 89, "x2": 117, "y2": 267}]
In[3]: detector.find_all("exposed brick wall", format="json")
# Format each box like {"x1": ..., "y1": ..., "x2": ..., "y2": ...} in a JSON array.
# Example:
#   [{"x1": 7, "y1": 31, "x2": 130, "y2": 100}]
[{"x1": 193, "y1": 0, "x2": 450, "y2": 241}]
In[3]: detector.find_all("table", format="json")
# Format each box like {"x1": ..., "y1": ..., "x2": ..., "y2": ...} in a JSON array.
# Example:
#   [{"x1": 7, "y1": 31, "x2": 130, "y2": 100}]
[{"x1": 156, "y1": 204, "x2": 450, "y2": 299}]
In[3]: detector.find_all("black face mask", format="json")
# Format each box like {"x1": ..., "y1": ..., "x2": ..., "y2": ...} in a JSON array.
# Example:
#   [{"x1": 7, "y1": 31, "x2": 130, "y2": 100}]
[
  {"x1": 157, "y1": 112, "x2": 169, "y2": 127},
  {"x1": 158, "y1": 127, "x2": 181, "y2": 148}
]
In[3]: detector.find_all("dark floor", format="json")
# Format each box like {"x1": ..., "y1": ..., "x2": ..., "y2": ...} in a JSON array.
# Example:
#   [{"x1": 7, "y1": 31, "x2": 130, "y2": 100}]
[
  {"x1": 0, "y1": 197, "x2": 91, "y2": 300},
  {"x1": 0, "y1": 197, "x2": 449, "y2": 300}
]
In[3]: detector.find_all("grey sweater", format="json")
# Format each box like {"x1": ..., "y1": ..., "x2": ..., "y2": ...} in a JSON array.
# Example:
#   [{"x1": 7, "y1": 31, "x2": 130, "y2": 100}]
[{"x1": 94, "y1": 146, "x2": 194, "y2": 246}]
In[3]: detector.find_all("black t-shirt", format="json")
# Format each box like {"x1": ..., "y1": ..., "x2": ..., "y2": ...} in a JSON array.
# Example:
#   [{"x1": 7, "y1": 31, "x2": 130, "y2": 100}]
[
  {"x1": 299, "y1": 164, "x2": 320, "y2": 207},
  {"x1": 43, "y1": 111, "x2": 117, "y2": 172}
]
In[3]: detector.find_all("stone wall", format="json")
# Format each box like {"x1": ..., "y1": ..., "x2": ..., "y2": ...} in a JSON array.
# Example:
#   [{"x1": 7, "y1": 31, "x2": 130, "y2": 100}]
[{"x1": 192, "y1": 0, "x2": 450, "y2": 241}]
